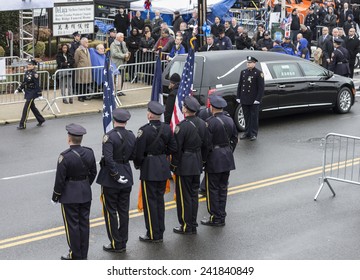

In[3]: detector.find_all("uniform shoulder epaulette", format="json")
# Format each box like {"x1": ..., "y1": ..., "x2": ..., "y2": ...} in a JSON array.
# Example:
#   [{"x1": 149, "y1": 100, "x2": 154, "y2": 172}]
[{"x1": 61, "y1": 148, "x2": 72, "y2": 155}]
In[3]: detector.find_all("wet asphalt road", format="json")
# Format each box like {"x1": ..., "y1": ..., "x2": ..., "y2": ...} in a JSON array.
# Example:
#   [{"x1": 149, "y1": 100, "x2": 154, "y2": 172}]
[{"x1": 1, "y1": 103, "x2": 360, "y2": 260}]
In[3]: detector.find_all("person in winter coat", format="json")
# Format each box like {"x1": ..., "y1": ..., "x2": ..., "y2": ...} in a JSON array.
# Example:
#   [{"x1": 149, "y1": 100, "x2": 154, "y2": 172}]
[
  {"x1": 172, "y1": 11, "x2": 183, "y2": 34},
  {"x1": 296, "y1": 38, "x2": 310, "y2": 60}
]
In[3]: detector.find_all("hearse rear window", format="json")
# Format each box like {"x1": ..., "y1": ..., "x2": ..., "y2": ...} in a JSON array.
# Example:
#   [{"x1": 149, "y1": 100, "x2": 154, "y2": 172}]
[{"x1": 168, "y1": 61, "x2": 197, "y2": 81}]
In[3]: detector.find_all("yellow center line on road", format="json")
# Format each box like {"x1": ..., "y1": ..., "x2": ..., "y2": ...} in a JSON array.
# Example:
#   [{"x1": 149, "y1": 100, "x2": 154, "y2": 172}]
[{"x1": 0, "y1": 159, "x2": 359, "y2": 250}]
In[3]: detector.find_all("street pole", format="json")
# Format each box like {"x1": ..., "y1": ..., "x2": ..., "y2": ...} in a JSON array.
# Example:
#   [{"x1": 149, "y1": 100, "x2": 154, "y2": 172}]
[{"x1": 198, "y1": 0, "x2": 207, "y2": 48}]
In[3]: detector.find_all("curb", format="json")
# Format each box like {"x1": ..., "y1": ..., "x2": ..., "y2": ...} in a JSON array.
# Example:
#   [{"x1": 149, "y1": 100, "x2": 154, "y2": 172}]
[{"x1": 0, "y1": 102, "x2": 149, "y2": 126}]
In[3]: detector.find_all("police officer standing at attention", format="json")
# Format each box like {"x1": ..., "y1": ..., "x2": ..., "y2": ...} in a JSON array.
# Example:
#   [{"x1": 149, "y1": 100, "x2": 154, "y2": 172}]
[
  {"x1": 69, "y1": 31, "x2": 81, "y2": 57},
  {"x1": 134, "y1": 101, "x2": 177, "y2": 243},
  {"x1": 237, "y1": 56, "x2": 264, "y2": 141},
  {"x1": 201, "y1": 95, "x2": 238, "y2": 227},
  {"x1": 51, "y1": 123, "x2": 97, "y2": 260},
  {"x1": 164, "y1": 73, "x2": 181, "y2": 124},
  {"x1": 96, "y1": 108, "x2": 136, "y2": 253},
  {"x1": 171, "y1": 96, "x2": 208, "y2": 234},
  {"x1": 329, "y1": 38, "x2": 350, "y2": 77},
  {"x1": 15, "y1": 59, "x2": 45, "y2": 130}
]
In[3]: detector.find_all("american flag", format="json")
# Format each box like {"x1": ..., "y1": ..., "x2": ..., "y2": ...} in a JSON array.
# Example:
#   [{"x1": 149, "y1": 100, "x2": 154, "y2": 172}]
[
  {"x1": 102, "y1": 50, "x2": 116, "y2": 133},
  {"x1": 151, "y1": 52, "x2": 163, "y2": 102},
  {"x1": 170, "y1": 45, "x2": 195, "y2": 131}
]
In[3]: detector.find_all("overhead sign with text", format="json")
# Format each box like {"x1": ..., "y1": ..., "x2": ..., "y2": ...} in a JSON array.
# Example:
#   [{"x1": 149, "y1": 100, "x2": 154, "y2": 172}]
[{"x1": 53, "y1": 0, "x2": 94, "y2": 36}]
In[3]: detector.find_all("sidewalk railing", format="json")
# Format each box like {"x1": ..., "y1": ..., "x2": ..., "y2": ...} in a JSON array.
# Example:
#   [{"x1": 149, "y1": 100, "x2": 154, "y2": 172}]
[
  {"x1": 0, "y1": 71, "x2": 54, "y2": 114},
  {"x1": 314, "y1": 133, "x2": 360, "y2": 200}
]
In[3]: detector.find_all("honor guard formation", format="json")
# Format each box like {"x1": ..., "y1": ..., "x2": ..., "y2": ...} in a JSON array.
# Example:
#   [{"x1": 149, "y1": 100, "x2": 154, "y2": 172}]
[{"x1": 51, "y1": 97, "x2": 238, "y2": 259}]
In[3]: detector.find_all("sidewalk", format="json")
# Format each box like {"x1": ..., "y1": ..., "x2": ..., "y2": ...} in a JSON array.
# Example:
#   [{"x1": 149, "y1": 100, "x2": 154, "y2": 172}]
[{"x1": 0, "y1": 88, "x2": 152, "y2": 125}]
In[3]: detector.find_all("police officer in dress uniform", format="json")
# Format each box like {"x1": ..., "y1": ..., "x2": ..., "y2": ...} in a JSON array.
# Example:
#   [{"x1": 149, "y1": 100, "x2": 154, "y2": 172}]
[
  {"x1": 171, "y1": 96, "x2": 208, "y2": 234},
  {"x1": 237, "y1": 56, "x2": 264, "y2": 141},
  {"x1": 51, "y1": 124, "x2": 97, "y2": 260},
  {"x1": 69, "y1": 31, "x2": 81, "y2": 57},
  {"x1": 134, "y1": 101, "x2": 177, "y2": 242},
  {"x1": 201, "y1": 95, "x2": 238, "y2": 227},
  {"x1": 96, "y1": 109, "x2": 136, "y2": 253},
  {"x1": 329, "y1": 38, "x2": 351, "y2": 77},
  {"x1": 106, "y1": 28, "x2": 117, "y2": 49},
  {"x1": 15, "y1": 59, "x2": 45, "y2": 130}
]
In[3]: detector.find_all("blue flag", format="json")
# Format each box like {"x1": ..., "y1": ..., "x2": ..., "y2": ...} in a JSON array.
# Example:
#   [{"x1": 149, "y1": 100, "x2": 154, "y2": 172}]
[
  {"x1": 102, "y1": 51, "x2": 116, "y2": 133},
  {"x1": 170, "y1": 43, "x2": 195, "y2": 130},
  {"x1": 151, "y1": 53, "x2": 163, "y2": 102}
]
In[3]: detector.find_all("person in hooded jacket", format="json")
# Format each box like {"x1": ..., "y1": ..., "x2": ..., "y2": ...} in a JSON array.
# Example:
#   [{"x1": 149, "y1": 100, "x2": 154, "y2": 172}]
[
  {"x1": 296, "y1": 38, "x2": 310, "y2": 60},
  {"x1": 344, "y1": 14, "x2": 357, "y2": 36}
]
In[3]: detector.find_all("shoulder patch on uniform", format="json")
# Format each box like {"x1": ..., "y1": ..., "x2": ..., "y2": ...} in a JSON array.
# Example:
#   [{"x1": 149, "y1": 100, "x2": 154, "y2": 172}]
[
  {"x1": 34, "y1": 73, "x2": 39, "y2": 78},
  {"x1": 137, "y1": 129, "x2": 143, "y2": 138},
  {"x1": 103, "y1": 135, "x2": 109, "y2": 143},
  {"x1": 260, "y1": 72, "x2": 264, "y2": 78},
  {"x1": 58, "y1": 155, "x2": 64, "y2": 164},
  {"x1": 175, "y1": 126, "x2": 180, "y2": 134}
]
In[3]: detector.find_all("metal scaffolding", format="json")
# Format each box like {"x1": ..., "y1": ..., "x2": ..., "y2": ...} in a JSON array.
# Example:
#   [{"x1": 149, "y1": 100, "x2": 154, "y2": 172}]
[{"x1": 19, "y1": 9, "x2": 34, "y2": 59}]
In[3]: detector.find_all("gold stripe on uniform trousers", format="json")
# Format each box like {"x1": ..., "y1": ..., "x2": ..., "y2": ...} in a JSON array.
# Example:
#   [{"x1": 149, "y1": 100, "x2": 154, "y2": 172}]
[
  {"x1": 142, "y1": 180, "x2": 153, "y2": 239},
  {"x1": 205, "y1": 172, "x2": 214, "y2": 222},
  {"x1": 24, "y1": 99, "x2": 34, "y2": 128},
  {"x1": 101, "y1": 186, "x2": 116, "y2": 249},
  {"x1": 178, "y1": 176, "x2": 186, "y2": 232},
  {"x1": 61, "y1": 204, "x2": 72, "y2": 258}
]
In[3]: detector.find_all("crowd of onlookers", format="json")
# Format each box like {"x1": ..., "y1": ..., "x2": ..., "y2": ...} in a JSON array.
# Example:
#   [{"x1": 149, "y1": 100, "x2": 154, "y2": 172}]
[{"x1": 54, "y1": 2, "x2": 360, "y2": 103}]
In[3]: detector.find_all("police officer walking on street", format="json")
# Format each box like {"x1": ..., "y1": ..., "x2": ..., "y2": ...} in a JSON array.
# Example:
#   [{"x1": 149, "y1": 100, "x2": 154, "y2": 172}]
[
  {"x1": 134, "y1": 101, "x2": 177, "y2": 243},
  {"x1": 329, "y1": 38, "x2": 350, "y2": 77},
  {"x1": 96, "y1": 109, "x2": 136, "y2": 253},
  {"x1": 237, "y1": 56, "x2": 264, "y2": 141},
  {"x1": 51, "y1": 124, "x2": 97, "y2": 260},
  {"x1": 201, "y1": 95, "x2": 238, "y2": 227},
  {"x1": 15, "y1": 59, "x2": 45, "y2": 130},
  {"x1": 171, "y1": 96, "x2": 208, "y2": 234}
]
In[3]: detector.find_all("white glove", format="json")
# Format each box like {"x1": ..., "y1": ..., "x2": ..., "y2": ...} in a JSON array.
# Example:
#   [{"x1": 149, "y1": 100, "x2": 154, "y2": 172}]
[
  {"x1": 253, "y1": 100, "x2": 260, "y2": 105},
  {"x1": 37, "y1": 96, "x2": 44, "y2": 100},
  {"x1": 14, "y1": 90, "x2": 19, "y2": 94},
  {"x1": 51, "y1": 199, "x2": 58, "y2": 205},
  {"x1": 117, "y1": 176, "x2": 128, "y2": 184},
  {"x1": 236, "y1": 99, "x2": 240, "y2": 104}
]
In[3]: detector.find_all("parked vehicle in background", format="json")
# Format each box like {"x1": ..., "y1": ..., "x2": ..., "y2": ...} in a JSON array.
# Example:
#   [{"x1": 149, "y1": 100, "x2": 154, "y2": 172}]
[{"x1": 162, "y1": 50, "x2": 356, "y2": 131}]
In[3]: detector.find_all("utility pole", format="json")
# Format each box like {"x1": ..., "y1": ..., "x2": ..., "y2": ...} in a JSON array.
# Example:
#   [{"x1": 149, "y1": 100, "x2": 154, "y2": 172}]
[{"x1": 198, "y1": 0, "x2": 207, "y2": 48}]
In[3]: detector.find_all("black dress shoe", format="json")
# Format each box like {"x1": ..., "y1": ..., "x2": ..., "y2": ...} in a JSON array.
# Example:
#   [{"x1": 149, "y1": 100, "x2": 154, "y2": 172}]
[
  {"x1": 117, "y1": 91, "x2": 126, "y2": 96},
  {"x1": 103, "y1": 244, "x2": 126, "y2": 253},
  {"x1": 201, "y1": 218, "x2": 225, "y2": 227},
  {"x1": 250, "y1": 136, "x2": 257, "y2": 141},
  {"x1": 17, "y1": 126, "x2": 25, "y2": 130},
  {"x1": 78, "y1": 98, "x2": 84, "y2": 102},
  {"x1": 139, "y1": 235, "x2": 163, "y2": 243},
  {"x1": 173, "y1": 226, "x2": 196, "y2": 235},
  {"x1": 36, "y1": 120, "x2": 45, "y2": 127},
  {"x1": 63, "y1": 99, "x2": 69, "y2": 104},
  {"x1": 240, "y1": 134, "x2": 250, "y2": 140},
  {"x1": 60, "y1": 254, "x2": 72, "y2": 260},
  {"x1": 69, "y1": 98, "x2": 73, "y2": 104}
]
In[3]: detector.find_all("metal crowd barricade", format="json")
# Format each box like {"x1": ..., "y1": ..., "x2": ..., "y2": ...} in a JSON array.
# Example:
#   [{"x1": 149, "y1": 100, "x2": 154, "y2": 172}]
[
  {"x1": 314, "y1": 133, "x2": 360, "y2": 200},
  {"x1": 51, "y1": 65, "x2": 122, "y2": 113},
  {"x1": 0, "y1": 71, "x2": 54, "y2": 114},
  {"x1": 95, "y1": 17, "x2": 115, "y2": 42}
]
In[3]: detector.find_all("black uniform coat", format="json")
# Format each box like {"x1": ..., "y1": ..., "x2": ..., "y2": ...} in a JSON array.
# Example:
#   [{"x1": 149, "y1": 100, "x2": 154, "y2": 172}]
[
  {"x1": 164, "y1": 85, "x2": 178, "y2": 124},
  {"x1": 205, "y1": 112, "x2": 238, "y2": 173},
  {"x1": 18, "y1": 70, "x2": 42, "y2": 100},
  {"x1": 96, "y1": 127, "x2": 136, "y2": 189},
  {"x1": 237, "y1": 67, "x2": 265, "y2": 105},
  {"x1": 134, "y1": 120, "x2": 177, "y2": 181},
  {"x1": 172, "y1": 116, "x2": 208, "y2": 176},
  {"x1": 329, "y1": 46, "x2": 350, "y2": 76},
  {"x1": 69, "y1": 40, "x2": 80, "y2": 57},
  {"x1": 54, "y1": 145, "x2": 97, "y2": 204}
]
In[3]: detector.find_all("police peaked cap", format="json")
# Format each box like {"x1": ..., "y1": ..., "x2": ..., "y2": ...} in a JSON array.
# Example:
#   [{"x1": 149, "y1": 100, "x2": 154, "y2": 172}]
[
  {"x1": 209, "y1": 95, "x2": 227, "y2": 109},
  {"x1": 72, "y1": 31, "x2": 80, "y2": 37},
  {"x1": 334, "y1": 38, "x2": 344, "y2": 44},
  {"x1": 27, "y1": 59, "x2": 37, "y2": 66},
  {"x1": 148, "y1": 101, "x2": 165, "y2": 115},
  {"x1": 108, "y1": 27, "x2": 117, "y2": 33},
  {"x1": 247, "y1": 56, "x2": 258, "y2": 63},
  {"x1": 66, "y1": 123, "x2": 87, "y2": 136},
  {"x1": 170, "y1": 73, "x2": 181, "y2": 84},
  {"x1": 113, "y1": 108, "x2": 131, "y2": 123},
  {"x1": 184, "y1": 96, "x2": 200, "y2": 112}
]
